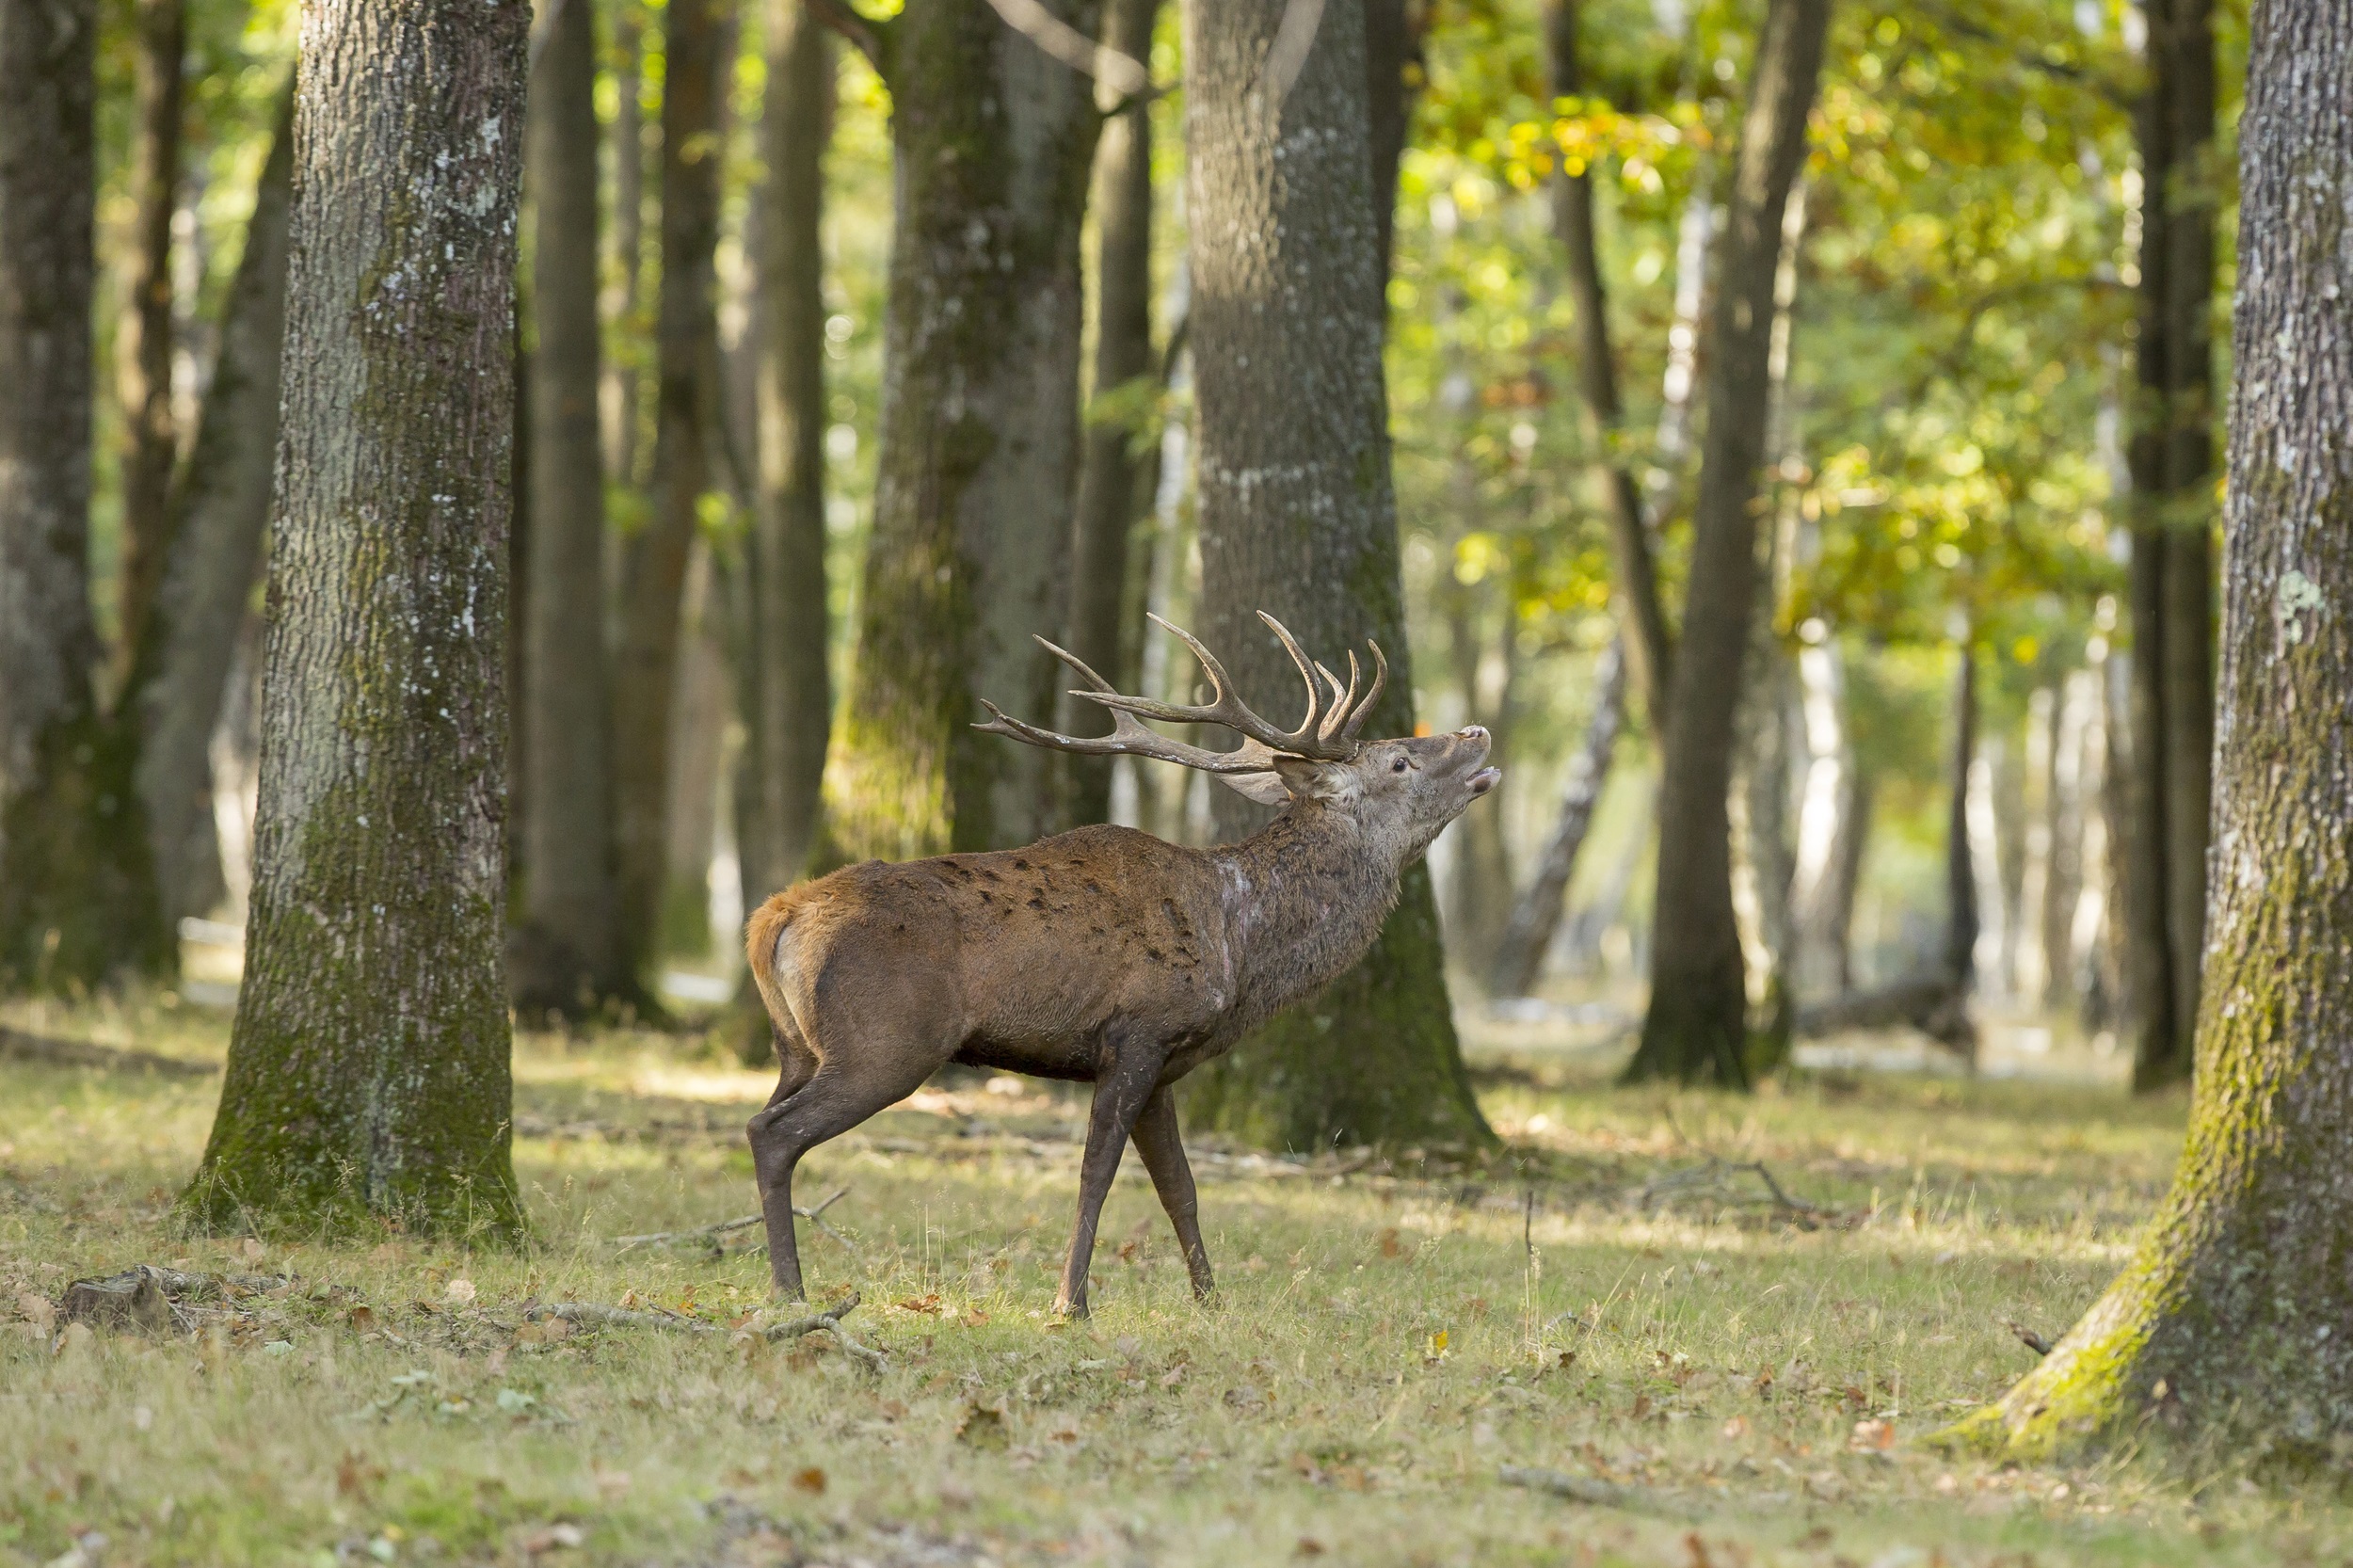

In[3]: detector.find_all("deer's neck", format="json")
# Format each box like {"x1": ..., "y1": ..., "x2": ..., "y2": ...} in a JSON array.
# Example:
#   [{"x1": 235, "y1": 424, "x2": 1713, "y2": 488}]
[{"x1": 1210, "y1": 803, "x2": 1405, "y2": 1027}]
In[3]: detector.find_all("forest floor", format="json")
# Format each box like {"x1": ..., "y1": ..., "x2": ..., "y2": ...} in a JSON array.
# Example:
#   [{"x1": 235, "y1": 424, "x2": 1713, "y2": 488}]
[{"x1": 3, "y1": 991, "x2": 2344, "y2": 1567}]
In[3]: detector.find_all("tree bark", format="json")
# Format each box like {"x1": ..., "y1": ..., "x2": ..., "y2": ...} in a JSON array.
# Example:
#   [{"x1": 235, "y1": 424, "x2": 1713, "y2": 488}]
[
  {"x1": 1545, "y1": 0, "x2": 1673, "y2": 733},
  {"x1": 1622, "y1": 0, "x2": 1828, "y2": 1087},
  {"x1": 611, "y1": 0, "x2": 727, "y2": 989},
  {"x1": 128, "y1": 83, "x2": 295, "y2": 925},
  {"x1": 1175, "y1": 0, "x2": 1491, "y2": 1152},
  {"x1": 0, "y1": 0, "x2": 173, "y2": 991},
  {"x1": 740, "y1": 0, "x2": 836, "y2": 902},
  {"x1": 512, "y1": 0, "x2": 632, "y2": 1015},
  {"x1": 1061, "y1": 0, "x2": 1161, "y2": 827},
  {"x1": 184, "y1": 0, "x2": 528, "y2": 1237},
  {"x1": 1951, "y1": 0, "x2": 2353, "y2": 1450},
  {"x1": 1490, "y1": 639, "x2": 1624, "y2": 999},
  {"x1": 2126, "y1": 0, "x2": 2219, "y2": 1090},
  {"x1": 824, "y1": 0, "x2": 1100, "y2": 861},
  {"x1": 113, "y1": 0, "x2": 187, "y2": 670}
]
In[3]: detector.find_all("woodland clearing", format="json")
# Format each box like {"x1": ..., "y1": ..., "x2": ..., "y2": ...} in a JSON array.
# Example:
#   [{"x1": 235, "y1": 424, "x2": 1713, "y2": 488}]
[{"x1": 0, "y1": 995, "x2": 2334, "y2": 1568}]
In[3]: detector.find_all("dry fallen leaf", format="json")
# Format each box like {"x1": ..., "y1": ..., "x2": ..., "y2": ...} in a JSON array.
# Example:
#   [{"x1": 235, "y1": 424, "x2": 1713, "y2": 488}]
[
  {"x1": 792, "y1": 1465, "x2": 827, "y2": 1495},
  {"x1": 1849, "y1": 1417, "x2": 1897, "y2": 1451},
  {"x1": 347, "y1": 1305, "x2": 376, "y2": 1333},
  {"x1": 445, "y1": 1279, "x2": 476, "y2": 1305},
  {"x1": 893, "y1": 1294, "x2": 942, "y2": 1315},
  {"x1": 1377, "y1": 1229, "x2": 1404, "y2": 1259},
  {"x1": 16, "y1": 1292, "x2": 55, "y2": 1332},
  {"x1": 519, "y1": 1522, "x2": 585, "y2": 1554},
  {"x1": 1720, "y1": 1416, "x2": 1750, "y2": 1440}
]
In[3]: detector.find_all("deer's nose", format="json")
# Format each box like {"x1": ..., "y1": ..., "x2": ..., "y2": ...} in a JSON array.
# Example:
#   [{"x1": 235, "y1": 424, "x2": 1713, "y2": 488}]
[{"x1": 1459, "y1": 725, "x2": 1489, "y2": 744}]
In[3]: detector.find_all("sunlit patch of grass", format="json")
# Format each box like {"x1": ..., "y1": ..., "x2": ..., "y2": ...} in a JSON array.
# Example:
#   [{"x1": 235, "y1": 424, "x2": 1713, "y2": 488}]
[{"x1": 0, "y1": 1000, "x2": 2334, "y2": 1566}]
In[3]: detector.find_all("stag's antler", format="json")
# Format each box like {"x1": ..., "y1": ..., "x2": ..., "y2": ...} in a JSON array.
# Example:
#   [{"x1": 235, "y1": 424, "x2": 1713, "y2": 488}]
[{"x1": 973, "y1": 613, "x2": 1386, "y2": 768}]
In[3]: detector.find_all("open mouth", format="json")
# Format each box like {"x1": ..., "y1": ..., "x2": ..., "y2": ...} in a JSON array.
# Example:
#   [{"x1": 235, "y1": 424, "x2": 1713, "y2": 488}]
[{"x1": 1466, "y1": 767, "x2": 1502, "y2": 796}]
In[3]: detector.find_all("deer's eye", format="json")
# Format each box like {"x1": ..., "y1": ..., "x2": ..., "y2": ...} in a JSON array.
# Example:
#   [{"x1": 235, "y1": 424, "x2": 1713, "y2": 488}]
[{"x1": 1392, "y1": 757, "x2": 1409, "y2": 773}]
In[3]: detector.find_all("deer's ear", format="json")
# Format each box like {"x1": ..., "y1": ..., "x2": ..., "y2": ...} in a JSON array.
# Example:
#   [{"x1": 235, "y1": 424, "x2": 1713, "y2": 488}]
[
  {"x1": 1214, "y1": 770, "x2": 1293, "y2": 807},
  {"x1": 1272, "y1": 755, "x2": 1362, "y2": 804}
]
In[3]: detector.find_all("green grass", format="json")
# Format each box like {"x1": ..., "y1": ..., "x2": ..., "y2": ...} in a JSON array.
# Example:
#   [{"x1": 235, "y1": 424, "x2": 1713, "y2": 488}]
[{"x1": 2, "y1": 992, "x2": 2344, "y2": 1566}]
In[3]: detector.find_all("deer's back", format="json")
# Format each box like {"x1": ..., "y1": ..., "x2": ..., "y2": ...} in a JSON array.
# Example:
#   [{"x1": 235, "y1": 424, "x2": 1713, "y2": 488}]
[{"x1": 749, "y1": 825, "x2": 1244, "y2": 1073}]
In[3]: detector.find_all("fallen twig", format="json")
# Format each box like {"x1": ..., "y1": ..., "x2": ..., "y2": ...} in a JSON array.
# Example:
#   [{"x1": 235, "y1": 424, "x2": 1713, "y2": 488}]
[
  {"x1": 59, "y1": 1264, "x2": 291, "y2": 1335},
  {"x1": 614, "y1": 1189, "x2": 855, "y2": 1255},
  {"x1": 1498, "y1": 1464, "x2": 1681, "y2": 1514},
  {"x1": 761, "y1": 1291, "x2": 885, "y2": 1370},
  {"x1": 1631, "y1": 1157, "x2": 1833, "y2": 1226}
]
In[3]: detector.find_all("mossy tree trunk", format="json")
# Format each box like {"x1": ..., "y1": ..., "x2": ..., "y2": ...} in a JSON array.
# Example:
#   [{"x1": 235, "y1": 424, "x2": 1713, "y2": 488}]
[
  {"x1": 128, "y1": 84, "x2": 294, "y2": 924},
  {"x1": 184, "y1": 0, "x2": 529, "y2": 1240},
  {"x1": 823, "y1": 0, "x2": 1099, "y2": 862},
  {"x1": 512, "y1": 0, "x2": 632, "y2": 1016},
  {"x1": 744, "y1": 0, "x2": 834, "y2": 897},
  {"x1": 1059, "y1": 0, "x2": 1160, "y2": 828},
  {"x1": 0, "y1": 0, "x2": 173, "y2": 992},
  {"x1": 2124, "y1": 0, "x2": 2219, "y2": 1092},
  {"x1": 1176, "y1": 0, "x2": 1490, "y2": 1153},
  {"x1": 612, "y1": 0, "x2": 727, "y2": 988},
  {"x1": 1950, "y1": 0, "x2": 2353, "y2": 1454},
  {"x1": 1622, "y1": 0, "x2": 1828, "y2": 1088}
]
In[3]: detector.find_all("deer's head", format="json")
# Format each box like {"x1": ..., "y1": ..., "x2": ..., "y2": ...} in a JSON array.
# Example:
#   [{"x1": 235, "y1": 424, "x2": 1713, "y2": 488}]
[{"x1": 977, "y1": 613, "x2": 1500, "y2": 865}]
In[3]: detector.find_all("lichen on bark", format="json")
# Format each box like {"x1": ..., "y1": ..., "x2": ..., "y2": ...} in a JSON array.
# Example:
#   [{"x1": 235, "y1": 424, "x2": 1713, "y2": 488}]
[
  {"x1": 183, "y1": 0, "x2": 529, "y2": 1240},
  {"x1": 1943, "y1": 0, "x2": 2353, "y2": 1458}
]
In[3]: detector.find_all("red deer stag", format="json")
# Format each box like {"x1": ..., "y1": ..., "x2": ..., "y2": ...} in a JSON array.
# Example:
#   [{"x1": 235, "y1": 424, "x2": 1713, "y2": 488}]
[{"x1": 743, "y1": 613, "x2": 1500, "y2": 1314}]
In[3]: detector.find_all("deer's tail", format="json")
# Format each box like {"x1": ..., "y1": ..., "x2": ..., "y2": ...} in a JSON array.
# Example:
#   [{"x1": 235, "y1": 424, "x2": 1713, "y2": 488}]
[{"x1": 744, "y1": 889, "x2": 808, "y2": 1031}]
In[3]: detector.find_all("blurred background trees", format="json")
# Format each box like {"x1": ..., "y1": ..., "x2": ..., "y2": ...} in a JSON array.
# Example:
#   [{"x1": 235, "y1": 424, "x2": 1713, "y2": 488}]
[{"x1": 0, "y1": 0, "x2": 2241, "y2": 1128}]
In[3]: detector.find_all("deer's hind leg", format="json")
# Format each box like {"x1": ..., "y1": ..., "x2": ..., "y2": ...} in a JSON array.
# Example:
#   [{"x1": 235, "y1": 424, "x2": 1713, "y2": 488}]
[
  {"x1": 748, "y1": 1044, "x2": 937, "y2": 1300},
  {"x1": 1129, "y1": 1085, "x2": 1214, "y2": 1301},
  {"x1": 1057, "y1": 1045, "x2": 1164, "y2": 1319}
]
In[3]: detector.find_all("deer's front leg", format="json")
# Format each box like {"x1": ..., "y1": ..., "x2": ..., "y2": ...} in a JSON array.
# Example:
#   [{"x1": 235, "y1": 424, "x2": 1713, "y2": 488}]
[
  {"x1": 1057, "y1": 1054, "x2": 1159, "y2": 1318},
  {"x1": 1129, "y1": 1084, "x2": 1214, "y2": 1301}
]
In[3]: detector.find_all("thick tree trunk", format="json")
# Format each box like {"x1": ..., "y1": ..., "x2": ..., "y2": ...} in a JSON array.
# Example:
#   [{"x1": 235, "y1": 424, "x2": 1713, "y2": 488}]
[
  {"x1": 1622, "y1": 0, "x2": 1828, "y2": 1086},
  {"x1": 1176, "y1": 0, "x2": 1491, "y2": 1152},
  {"x1": 512, "y1": 0, "x2": 632, "y2": 1015},
  {"x1": 612, "y1": 0, "x2": 727, "y2": 988},
  {"x1": 128, "y1": 84, "x2": 295, "y2": 925},
  {"x1": 114, "y1": 0, "x2": 187, "y2": 668},
  {"x1": 1061, "y1": 0, "x2": 1160, "y2": 827},
  {"x1": 824, "y1": 0, "x2": 1099, "y2": 861},
  {"x1": 1490, "y1": 640, "x2": 1624, "y2": 999},
  {"x1": 1545, "y1": 0, "x2": 1673, "y2": 733},
  {"x1": 1952, "y1": 0, "x2": 2353, "y2": 1450},
  {"x1": 184, "y1": 0, "x2": 528, "y2": 1237},
  {"x1": 741, "y1": 0, "x2": 835, "y2": 901},
  {"x1": 0, "y1": 0, "x2": 172, "y2": 991}
]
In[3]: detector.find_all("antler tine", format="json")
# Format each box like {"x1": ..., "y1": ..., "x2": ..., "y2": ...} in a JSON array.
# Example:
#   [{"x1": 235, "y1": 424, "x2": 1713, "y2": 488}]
[
  {"x1": 1317, "y1": 651, "x2": 1359, "y2": 744},
  {"x1": 1254, "y1": 612, "x2": 1325, "y2": 744},
  {"x1": 972, "y1": 698, "x2": 1276, "y2": 775},
  {"x1": 1076, "y1": 612, "x2": 1357, "y2": 759},
  {"x1": 1337, "y1": 639, "x2": 1388, "y2": 740}
]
